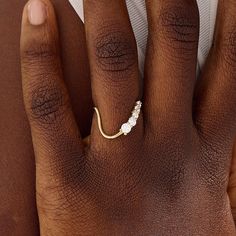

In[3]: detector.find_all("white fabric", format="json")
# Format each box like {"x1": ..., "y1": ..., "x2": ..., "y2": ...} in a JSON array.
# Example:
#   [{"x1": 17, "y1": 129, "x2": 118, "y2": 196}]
[{"x1": 69, "y1": 0, "x2": 218, "y2": 75}]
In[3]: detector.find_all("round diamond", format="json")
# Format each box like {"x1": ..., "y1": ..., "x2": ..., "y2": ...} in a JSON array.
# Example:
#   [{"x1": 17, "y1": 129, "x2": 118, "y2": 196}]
[
  {"x1": 136, "y1": 101, "x2": 141, "y2": 105},
  {"x1": 132, "y1": 111, "x2": 139, "y2": 119},
  {"x1": 121, "y1": 123, "x2": 132, "y2": 135},
  {"x1": 128, "y1": 117, "x2": 137, "y2": 127},
  {"x1": 135, "y1": 105, "x2": 141, "y2": 110}
]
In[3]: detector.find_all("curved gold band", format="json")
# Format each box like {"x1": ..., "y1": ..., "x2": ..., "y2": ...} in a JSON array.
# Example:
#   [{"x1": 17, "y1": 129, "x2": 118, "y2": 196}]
[
  {"x1": 94, "y1": 101, "x2": 142, "y2": 140},
  {"x1": 94, "y1": 107, "x2": 123, "y2": 139}
]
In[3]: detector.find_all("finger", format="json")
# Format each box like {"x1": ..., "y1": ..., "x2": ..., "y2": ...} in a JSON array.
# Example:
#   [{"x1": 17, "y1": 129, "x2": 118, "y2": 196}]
[
  {"x1": 52, "y1": 0, "x2": 93, "y2": 138},
  {"x1": 194, "y1": 1, "x2": 236, "y2": 142},
  {"x1": 144, "y1": 0, "x2": 199, "y2": 131},
  {"x1": 83, "y1": 0, "x2": 142, "y2": 145},
  {"x1": 21, "y1": 0, "x2": 84, "y2": 174}
]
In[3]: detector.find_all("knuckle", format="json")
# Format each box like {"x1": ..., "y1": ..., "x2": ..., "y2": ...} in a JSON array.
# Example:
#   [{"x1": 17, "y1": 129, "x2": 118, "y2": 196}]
[
  {"x1": 94, "y1": 27, "x2": 137, "y2": 75},
  {"x1": 158, "y1": 5, "x2": 199, "y2": 54},
  {"x1": 27, "y1": 82, "x2": 69, "y2": 126},
  {"x1": 21, "y1": 41, "x2": 57, "y2": 66}
]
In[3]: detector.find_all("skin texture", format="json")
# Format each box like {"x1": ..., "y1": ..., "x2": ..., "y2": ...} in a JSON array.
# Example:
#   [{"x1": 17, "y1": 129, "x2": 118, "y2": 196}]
[
  {"x1": 1, "y1": 0, "x2": 236, "y2": 235},
  {"x1": 19, "y1": 0, "x2": 236, "y2": 235},
  {"x1": 0, "y1": 0, "x2": 92, "y2": 235}
]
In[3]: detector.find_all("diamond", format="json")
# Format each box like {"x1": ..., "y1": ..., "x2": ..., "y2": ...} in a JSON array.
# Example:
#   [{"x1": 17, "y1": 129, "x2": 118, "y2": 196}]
[
  {"x1": 128, "y1": 117, "x2": 137, "y2": 126},
  {"x1": 132, "y1": 111, "x2": 139, "y2": 119},
  {"x1": 121, "y1": 123, "x2": 132, "y2": 135}
]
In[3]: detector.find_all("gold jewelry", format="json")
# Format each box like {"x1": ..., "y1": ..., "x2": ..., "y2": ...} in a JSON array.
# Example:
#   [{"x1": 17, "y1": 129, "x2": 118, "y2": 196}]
[{"x1": 94, "y1": 101, "x2": 142, "y2": 140}]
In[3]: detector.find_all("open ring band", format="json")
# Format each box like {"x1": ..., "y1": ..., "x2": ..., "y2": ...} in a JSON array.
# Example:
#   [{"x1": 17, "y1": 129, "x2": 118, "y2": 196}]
[{"x1": 94, "y1": 101, "x2": 142, "y2": 140}]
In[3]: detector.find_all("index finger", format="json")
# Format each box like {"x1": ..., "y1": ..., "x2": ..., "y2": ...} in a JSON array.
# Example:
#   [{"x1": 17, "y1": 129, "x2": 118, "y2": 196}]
[{"x1": 21, "y1": 0, "x2": 84, "y2": 174}]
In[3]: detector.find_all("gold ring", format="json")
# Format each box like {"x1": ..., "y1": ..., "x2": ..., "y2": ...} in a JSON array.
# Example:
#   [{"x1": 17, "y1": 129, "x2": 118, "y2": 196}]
[{"x1": 94, "y1": 101, "x2": 142, "y2": 140}]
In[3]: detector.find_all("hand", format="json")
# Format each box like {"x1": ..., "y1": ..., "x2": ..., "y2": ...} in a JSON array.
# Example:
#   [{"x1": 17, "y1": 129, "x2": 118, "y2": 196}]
[{"x1": 20, "y1": 0, "x2": 236, "y2": 235}]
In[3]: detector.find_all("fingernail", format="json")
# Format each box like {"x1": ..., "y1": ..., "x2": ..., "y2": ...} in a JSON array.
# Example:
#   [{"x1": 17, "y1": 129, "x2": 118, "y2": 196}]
[{"x1": 27, "y1": 0, "x2": 47, "y2": 26}]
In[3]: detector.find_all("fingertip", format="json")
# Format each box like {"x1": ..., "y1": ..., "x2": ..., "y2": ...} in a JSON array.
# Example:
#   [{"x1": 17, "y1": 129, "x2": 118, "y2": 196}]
[{"x1": 21, "y1": 0, "x2": 58, "y2": 52}]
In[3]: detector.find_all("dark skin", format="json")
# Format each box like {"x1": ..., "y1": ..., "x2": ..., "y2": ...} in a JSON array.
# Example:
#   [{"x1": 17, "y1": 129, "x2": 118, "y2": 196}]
[
  {"x1": 20, "y1": 0, "x2": 236, "y2": 234},
  {"x1": 1, "y1": 0, "x2": 236, "y2": 235},
  {"x1": 0, "y1": 1, "x2": 92, "y2": 235}
]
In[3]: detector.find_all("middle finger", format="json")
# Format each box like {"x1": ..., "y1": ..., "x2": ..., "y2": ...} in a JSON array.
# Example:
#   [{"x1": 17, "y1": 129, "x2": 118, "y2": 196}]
[{"x1": 144, "y1": 0, "x2": 199, "y2": 132}]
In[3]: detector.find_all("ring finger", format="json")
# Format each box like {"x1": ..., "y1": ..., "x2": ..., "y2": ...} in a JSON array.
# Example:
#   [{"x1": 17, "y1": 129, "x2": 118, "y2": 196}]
[{"x1": 83, "y1": 0, "x2": 142, "y2": 147}]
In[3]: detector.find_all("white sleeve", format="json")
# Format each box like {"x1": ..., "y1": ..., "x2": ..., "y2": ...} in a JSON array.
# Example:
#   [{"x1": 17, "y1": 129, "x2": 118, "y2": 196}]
[
  {"x1": 69, "y1": 0, "x2": 84, "y2": 22},
  {"x1": 198, "y1": 0, "x2": 218, "y2": 68}
]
